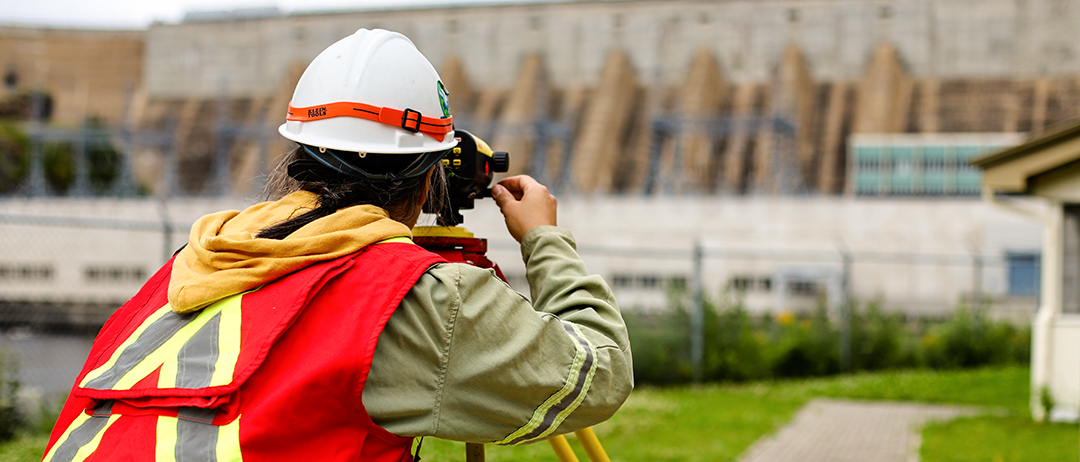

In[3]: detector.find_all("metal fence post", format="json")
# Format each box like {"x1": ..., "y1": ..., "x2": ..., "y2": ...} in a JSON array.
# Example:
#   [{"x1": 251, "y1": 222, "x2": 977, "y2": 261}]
[
  {"x1": 691, "y1": 239, "x2": 704, "y2": 383},
  {"x1": 158, "y1": 199, "x2": 173, "y2": 264},
  {"x1": 838, "y1": 244, "x2": 853, "y2": 372}
]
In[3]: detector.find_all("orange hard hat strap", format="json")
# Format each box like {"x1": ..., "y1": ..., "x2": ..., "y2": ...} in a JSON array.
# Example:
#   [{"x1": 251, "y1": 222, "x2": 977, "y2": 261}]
[{"x1": 286, "y1": 101, "x2": 453, "y2": 142}]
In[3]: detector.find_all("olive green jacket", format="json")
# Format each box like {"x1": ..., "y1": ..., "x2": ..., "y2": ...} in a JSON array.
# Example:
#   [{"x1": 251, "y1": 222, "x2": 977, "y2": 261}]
[{"x1": 364, "y1": 226, "x2": 634, "y2": 444}]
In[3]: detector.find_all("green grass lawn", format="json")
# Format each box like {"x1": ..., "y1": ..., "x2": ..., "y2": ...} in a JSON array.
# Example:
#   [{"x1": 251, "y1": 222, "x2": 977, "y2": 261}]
[
  {"x1": 921, "y1": 415, "x2": 1077, "y2": 462},
  {"x1": 14, "y1": 366, "x2": 1075, "y2": 462}
]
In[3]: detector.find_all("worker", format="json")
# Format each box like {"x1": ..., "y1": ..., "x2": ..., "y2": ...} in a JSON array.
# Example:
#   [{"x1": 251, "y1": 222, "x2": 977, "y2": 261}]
[{"x1": 43, "y1": 28, "x2": 632, "y2": 462}]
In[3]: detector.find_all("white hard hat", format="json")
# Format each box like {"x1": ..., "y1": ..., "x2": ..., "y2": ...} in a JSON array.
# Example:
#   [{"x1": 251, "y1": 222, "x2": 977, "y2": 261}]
[{"x1": 279, "y1": 28, "x2": 455, "y2": 154}]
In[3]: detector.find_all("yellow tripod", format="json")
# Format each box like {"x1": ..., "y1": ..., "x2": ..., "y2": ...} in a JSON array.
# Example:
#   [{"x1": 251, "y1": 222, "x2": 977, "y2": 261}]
[{"x1": 465, "y1": 427, "x2": 610, "y2": 462}]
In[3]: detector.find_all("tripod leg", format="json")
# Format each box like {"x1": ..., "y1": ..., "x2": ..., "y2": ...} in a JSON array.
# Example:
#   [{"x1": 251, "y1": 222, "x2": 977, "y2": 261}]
[
  {"x1": 574, "y1": 428, "x2": 611, "y2": 462},
  {"x1": 465, "y1": 443, "x2": 485, "y2": 462},
  {"x1": 548, "y1": 435, "x2": 580, "y2": 462}
]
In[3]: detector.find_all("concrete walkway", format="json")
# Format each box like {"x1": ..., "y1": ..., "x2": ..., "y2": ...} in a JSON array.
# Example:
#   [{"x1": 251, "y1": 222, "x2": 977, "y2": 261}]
[{"x1": 737, "y1": 399, "x2": 980, "y2": 462}]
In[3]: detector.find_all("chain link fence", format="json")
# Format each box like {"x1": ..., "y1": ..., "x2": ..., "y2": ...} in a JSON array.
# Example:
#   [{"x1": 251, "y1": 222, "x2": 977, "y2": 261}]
[{"x1": 0, "y1": 199, "x2": 1043, "y2": 414}]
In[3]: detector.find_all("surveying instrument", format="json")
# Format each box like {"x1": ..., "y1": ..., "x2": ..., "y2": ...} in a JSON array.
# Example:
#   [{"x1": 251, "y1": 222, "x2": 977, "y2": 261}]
[{"x1": 413, "y1": 130, "x2": 612, "y2": 462}]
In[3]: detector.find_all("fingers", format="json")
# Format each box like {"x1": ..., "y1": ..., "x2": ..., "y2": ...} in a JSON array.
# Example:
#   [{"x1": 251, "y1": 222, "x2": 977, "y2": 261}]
[
  {"x1": 491, "y1": 175, "x2": 558, "y2": 243},
  {"x1": 495, "y1": 176, "x2": 535, "y2": 200}
]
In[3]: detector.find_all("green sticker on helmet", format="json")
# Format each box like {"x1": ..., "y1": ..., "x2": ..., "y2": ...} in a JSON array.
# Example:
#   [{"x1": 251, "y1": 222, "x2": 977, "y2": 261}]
[{"x1": 437, "y1": 81, "x2": 451, "y2": 118}]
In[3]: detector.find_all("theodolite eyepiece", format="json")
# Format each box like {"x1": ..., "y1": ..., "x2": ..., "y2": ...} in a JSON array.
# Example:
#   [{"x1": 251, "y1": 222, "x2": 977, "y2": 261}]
[{"x1": 425, "y1": 129, "x2": 509, "y2": 226}]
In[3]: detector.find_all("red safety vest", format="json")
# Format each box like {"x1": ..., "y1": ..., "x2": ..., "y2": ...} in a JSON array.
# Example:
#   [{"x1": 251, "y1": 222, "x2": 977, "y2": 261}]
[{"x1": 43, "y1": 242, "x2": 445, "y2": 462}]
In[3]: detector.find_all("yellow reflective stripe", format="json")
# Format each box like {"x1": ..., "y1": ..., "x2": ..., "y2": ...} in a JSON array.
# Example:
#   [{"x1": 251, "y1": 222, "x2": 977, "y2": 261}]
[
  {"x1": 494, "y1": 323, "x2": 594, "y2": 446},
  {"x1": 155, "y1": 295, "x2": 243, "y2": 389},
  {"x1": 69, "y1": 415, "x2": 119, "y2": 462},
  {"x1": 80, "y1": 304, "x2": 172, "y2": 387},
  {"x1": 216, "y1": 416, "x2": 243, "y2": 462},
  {"x1": 539, "y1": 324, "x2": 597, "y2": 441},
  {"x1": 156, "y1": 415, "x2": 178, "y2": 462},
  {"x1": 116, "y1": 294, "x2": 243, "y2": 390},
  {"x1": 44, "y1": 414, "x2": 120, "y2": 462},
  {"x1": 116, "y1": 305, "x2": 219, "y2": 390},
  {"x1": 158, "y1": 348, "x2": 180, "y2": 388},
  {"x1": 210, "y1": 298, "x2": 243, "y2": 387},
  {"x1": 156, "y1": 413, "x2": 243, "y2": 462},
  {"x1": 42, "y1": 412, "x2": 92, "y2": 462}
]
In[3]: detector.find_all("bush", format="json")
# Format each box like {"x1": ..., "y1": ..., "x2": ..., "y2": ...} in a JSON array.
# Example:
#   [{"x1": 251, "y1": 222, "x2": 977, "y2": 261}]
[
  {"x1": 624, "y1": 309, "x2": 694, "y2": 385},
  {"x1": 0, "y1": 123, "x2": 29, "y2": 194},
  {"x1": 625, "y1": 294, "x2": 1031, "y2": 387},
  {"x1": 921, "y1": 305, "x2": 1031, "y2": 369},
  {"x1": 767, "y1": 304, "x2": 841, "y2": 378},
  {"x1": 41, "y1": 119, "x2": 123, "y2": 195},
  {"x1": 0, "y1": 351, "x2": 24, "y2": 443}
]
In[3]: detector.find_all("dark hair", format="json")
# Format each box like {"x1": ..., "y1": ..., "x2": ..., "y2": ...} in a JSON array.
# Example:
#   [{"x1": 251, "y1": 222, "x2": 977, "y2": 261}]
[{"x1": 257, "y1": 145, "x2": 448, "y2": 240}]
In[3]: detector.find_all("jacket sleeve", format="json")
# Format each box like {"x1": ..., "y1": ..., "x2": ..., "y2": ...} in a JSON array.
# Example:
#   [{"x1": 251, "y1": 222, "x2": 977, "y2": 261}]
[{"x1": 363, "y1": 226, "x2": 633, "y2": 444}]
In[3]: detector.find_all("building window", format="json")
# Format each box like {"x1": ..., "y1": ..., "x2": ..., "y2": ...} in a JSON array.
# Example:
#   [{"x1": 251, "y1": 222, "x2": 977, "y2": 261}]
[
  {"x1": 788, "y1": 280, "x2": 818, "y2": 296},
  {"x1": 638, "y1": 275, "x2": 660, "y2": 289},
  {"x1": 1006, "y1": 253, "x2": 1040, "y2": 297},
  {"x1": 0, "y1": 264, "x2": 53, "y2": 281},
  {"x1": 849, "y1": 134, "x2": 1024, "y2": 197},
  {"x1": 731, "y1": 277, "x2": 754, "y2": 291},
  {"x1": 84, "y1": 265, "x2": 146, "y2": 284},
  {"x1": 729, "y1": 276, "x2": 773, "y2": 292},
  {"x1": 611, "y1": 273, "x2": 687, "y2": 291}
]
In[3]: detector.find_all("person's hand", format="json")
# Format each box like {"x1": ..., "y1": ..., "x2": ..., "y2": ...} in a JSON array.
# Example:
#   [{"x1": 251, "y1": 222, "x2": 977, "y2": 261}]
[{"x1": 491, "y1": 175, "x2": 557, "y2": 243}]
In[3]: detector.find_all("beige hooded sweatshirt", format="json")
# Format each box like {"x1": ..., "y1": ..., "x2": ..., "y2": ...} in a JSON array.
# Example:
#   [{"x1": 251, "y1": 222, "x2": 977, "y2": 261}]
[{"x1": 168, "y1": 191, "x2": 410, "y2": 313}]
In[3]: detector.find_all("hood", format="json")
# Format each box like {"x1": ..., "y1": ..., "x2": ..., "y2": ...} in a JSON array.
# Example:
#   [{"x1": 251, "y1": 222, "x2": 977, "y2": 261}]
[{"x1": 168, "y1": 191, "x2": 411, "y2": 313}]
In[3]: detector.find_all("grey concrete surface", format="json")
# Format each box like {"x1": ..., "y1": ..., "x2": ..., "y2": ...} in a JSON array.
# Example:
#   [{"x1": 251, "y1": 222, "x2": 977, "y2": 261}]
[{"x1": 737, "y1": 399, "x2": 980, "y2": 462}]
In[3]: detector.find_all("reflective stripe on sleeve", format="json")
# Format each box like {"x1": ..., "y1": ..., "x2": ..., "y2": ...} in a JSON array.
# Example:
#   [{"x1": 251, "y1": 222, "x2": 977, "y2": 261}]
[{"x1": 496, "y1": 322, "x2": 597, "y2": 446}]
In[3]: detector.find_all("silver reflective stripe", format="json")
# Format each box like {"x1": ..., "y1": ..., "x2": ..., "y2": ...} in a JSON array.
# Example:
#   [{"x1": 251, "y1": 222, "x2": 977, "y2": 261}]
[
  {"x1": 92, "y1": 400, "x2": 114, "y2": 417},
  {"x1": 48, "y1": 407, "x2": 114, "y2": 462},
  {"x1": 84, "y1": 310, "x2": 196, "y2": 390},
  {"x1": 505, "y1": 323, "x2": 596, "y2": 445},
  {"x1": 176, "y1": 407, "x2": 219, "y2": 462},
  {"x1": 175, "y1": 312, "x2": 222, "y2": 389}
]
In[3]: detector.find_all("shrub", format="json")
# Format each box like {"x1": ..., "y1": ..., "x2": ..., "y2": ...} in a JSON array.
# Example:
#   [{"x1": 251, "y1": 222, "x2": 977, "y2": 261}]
[
  {"x1": 0, "y1": 351, "x2": 24, "y2": 443},
  {"x1": 624, "y1": 295, "x2": 1032, "y2": 387},
  {"x1": 921, "y1": 305, "x2": 1030, "y2": 369},
  {"x1": 0, "y1": 123, "x2": 29, "y2": 194},
  {"x1": 623, "y1": 309, "x2": 694, "y2": 385}
]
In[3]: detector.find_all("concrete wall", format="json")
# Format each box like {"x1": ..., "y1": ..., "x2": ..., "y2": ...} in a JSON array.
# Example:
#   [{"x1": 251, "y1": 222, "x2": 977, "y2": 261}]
[
  {"x1": 0, "y1": 196, "x2": 1043, "y2": 318},
  {"x1": 0, "y1": 26, "x2": 143, "y2": 125},
  {"x1": 11, "y1": 1, "x2": 1080, "y2": 197},
  {"x1": 144, "y1": 0, "x2": 1080, "y2": 99},
  {"x1": 129, "y1": 0, "x2": 1080, "y2": 196}
]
